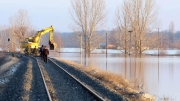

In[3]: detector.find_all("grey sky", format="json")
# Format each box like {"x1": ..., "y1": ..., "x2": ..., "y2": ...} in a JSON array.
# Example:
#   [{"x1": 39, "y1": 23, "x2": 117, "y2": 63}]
[{"x1": 0, "y1": 0, "x2": 179, "y2": 32}]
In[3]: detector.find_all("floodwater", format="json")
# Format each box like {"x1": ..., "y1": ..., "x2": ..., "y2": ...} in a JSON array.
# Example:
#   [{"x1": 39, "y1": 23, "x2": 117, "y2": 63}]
[{"x1": 50, "y1": 52, "x2": 180, "y2": 101}]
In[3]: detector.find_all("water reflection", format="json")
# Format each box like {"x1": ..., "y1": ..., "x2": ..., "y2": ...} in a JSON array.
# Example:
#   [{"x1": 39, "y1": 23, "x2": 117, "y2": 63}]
[
  {"x1": 158, "y1": 57, "x2": 160, "y2": 84},
  {"x1": 50, "y1": 52, "x2": 180, "y2": 101}
]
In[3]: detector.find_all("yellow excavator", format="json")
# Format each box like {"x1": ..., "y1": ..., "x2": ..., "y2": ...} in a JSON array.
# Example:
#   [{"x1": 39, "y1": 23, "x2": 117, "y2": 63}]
[{"x1": 21, "y1": 25, "x2": 57, "y2": 56}]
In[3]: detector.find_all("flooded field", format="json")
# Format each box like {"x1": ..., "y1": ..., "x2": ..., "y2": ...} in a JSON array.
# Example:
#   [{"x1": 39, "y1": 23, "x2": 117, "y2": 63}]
[{"x1": 50, "y1": 51, "x2": 180, "y2": 101}]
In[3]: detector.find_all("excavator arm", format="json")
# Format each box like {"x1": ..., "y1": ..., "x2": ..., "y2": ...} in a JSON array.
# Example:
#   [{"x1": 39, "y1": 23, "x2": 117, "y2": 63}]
[
  {"x1": 48, "y1": 28, "x2": 57, "y2": 50},
  {"x1": 33, "y1": 26, "x2": 54, "y2": 43}
]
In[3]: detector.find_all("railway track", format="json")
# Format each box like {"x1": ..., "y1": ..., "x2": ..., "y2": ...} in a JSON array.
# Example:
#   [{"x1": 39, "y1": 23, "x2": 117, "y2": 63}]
[
  {"x1": 36, "y1": 59, "x2": 52, "y2": 101},
  {"x1": 0, "y1": 53, "x2": 124, "y2": 101},
  {"x1": 36, "y1": 57, "x2": 106, "y2": 101}
]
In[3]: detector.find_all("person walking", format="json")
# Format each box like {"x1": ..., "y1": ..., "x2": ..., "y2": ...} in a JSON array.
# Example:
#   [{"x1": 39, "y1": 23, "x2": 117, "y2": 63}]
[
  {"x1": 43, "y1": 46, "x2": 49, "y2": 63},
  {"x1": 39, "y1": 45, "x2": 44, "y2": 59}
]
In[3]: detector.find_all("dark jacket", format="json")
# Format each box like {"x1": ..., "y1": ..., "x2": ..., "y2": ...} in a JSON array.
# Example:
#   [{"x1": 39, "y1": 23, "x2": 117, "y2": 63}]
[{"x1": 43, "y1": 48, "x2": 49, "y2": 55}]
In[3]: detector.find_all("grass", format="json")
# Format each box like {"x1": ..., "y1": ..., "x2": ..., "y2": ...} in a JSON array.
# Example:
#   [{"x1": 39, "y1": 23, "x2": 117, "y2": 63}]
[
  {"x1": 59, "y1": 59, "x2": 155, "y2": 101},
  {"x1": 22, "y1": 60, "x2": 33, "y2": 101},
  {"x1": 61, "y1": 59, "x2": 134, "y2": 88}
]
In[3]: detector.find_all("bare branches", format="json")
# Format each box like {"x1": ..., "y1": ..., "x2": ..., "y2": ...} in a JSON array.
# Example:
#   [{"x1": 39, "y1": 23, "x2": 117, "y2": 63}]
[
  {"x1": 3, "y1": 9, "x2": 32, "y2": 52},
  {"x1": 9, "y1": 9, "x2": 31, "y2": 42},
  {"x1": 70, "y1": 0, "x2": 106, "y2": 58},
  {"x1": 169, "y1": 21, "x2": 175, "y2": 49},
  {"x1": 0, "y1": 25, "x2": 10, "y2": 51},
  {"x1": 114, "y1": 0, "x2": 159, "y2": 57}
]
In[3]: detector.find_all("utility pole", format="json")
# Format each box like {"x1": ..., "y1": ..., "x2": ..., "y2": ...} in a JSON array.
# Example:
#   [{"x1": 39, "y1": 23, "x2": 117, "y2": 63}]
[
  {"x1": 106, "y1": 33, "x2": 107, "y2": 71},
  {"x1": 128, "y1": 30, "x2": 132, "y2": 79},
  {"x1": 157, "y1": 28, "x2": 159, "y2": 57},
  {"x1": 157, "y1": 28, "x2": 160, "y2": 83},
  {"x1": 80, "y1": 34, "x2": 82, "y2": 65},
  {"x1": 128, "y1": 31, "x2": 132, "y2": 56},
  {"x1": 135, "y1": 32, "x2": 137, "y2": 57},
  {"x1": 8, "y1": 38, "x2": 10, "y2": 52}
]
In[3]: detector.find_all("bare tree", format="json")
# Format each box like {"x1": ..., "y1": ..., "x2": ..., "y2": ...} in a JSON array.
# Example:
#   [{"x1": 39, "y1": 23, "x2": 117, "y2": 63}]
[
  {"x1": 70, "y1": 0, "x2": 106, "y2": 60},
  {"x1": 169, "y1": 21, "x2": 175, "y2": 49},
  {"x1": 115, "y1": 0, "x2": 159, "y2": 57},
  {"x1": 114, "y1": 2, "x2": 131, "y2": 55},
  {"x1": 9, "y1": 9, "x2": 31, "y2": 50},
  {"x1": 0, "y1": 25, "x2": 10, "y2": 51}
]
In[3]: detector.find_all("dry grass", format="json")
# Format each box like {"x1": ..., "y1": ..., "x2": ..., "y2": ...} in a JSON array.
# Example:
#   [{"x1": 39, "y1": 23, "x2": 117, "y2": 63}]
[
  {"x1": 22, "y1": 60, "x2": 33, "y2": 101},
  {"x1": 61, "y1": 61, "x2": 135, "y2": 90},
  {"x1": 0, "y1": 57, "x2": 19, "y2": 76},
  {"x1": 60, "y1": 59, "x2": 155, "y2": 101},
  {"x1": 84, "y1": 66, "x2": 132, "y2": 89},
  {"x1": 61, "y1": 60, "x2": 133, "y2": 87}
]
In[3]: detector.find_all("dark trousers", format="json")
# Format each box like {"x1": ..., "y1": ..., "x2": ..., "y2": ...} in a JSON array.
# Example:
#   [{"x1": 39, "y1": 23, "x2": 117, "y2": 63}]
[
  {"x1": 40, "y1": 54, "x2": 43, "y2": 59},
  {"x1": 43, "y1": 55, "x2": 48, "y2": 63}
]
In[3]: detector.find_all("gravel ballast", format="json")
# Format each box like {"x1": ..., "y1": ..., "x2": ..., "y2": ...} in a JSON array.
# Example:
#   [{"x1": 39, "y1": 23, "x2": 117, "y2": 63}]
[
  {"x1": 50, "y1": 58, "x2": 126, "y2": 101},
  {"x1": 0, "y1": 54, "x2": 126, "y2": 101},
  {"x1": 38, "y1": 58, "x2": 97, "y2": 101},
  {"x1": 0, "y1": 56, "x2": 49, "y2": 101}
]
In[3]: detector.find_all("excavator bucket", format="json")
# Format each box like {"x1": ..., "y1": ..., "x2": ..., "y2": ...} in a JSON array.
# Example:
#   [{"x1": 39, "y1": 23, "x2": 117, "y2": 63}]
[{"x1": 49, "y1": 40, "x2": 57, "y2": 50}]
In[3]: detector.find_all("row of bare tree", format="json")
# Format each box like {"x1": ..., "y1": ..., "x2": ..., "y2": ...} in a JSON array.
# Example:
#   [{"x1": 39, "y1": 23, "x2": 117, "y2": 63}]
[
  {"x1": 70, "y1": 0, "x2": 160, "y2": 58},
  {"x1": 0, "y1": 10, "x2": 61, "y2": 52},
  {"x1": 0, "y1": 0, "x2": 179, "y2": 59},
  {"x1": 113, "y1": 0, "x2": 159, "y2": 57},
  {"x1": 70, "y1": 0, "x2": 180, "y2": 59},
  {"x1": 0, "y1": 10, "x2": 32, "y2": 52}
]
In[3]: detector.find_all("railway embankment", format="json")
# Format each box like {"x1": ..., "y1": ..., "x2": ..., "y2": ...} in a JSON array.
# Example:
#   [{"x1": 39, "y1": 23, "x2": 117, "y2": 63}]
[
  {"x1": 54, "y1": 59, "x2": 155, "y2": 101},
  {"x1": 0, "y1": 53, "x2": 155, "y2": 101}
]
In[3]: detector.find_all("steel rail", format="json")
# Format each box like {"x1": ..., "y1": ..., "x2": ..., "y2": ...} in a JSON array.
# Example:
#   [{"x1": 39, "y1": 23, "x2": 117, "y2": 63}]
[
  {"x1": 49, "y1": 58, "x2": 106, "y2": 101},
  {"x1": 35, "y1": 58, "x2": 52, "y2": 101}
]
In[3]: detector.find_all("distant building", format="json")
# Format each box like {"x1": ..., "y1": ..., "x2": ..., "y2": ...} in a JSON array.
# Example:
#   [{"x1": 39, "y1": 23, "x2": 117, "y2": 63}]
[
  {"x1": 98, "y1": 44, "x2": 106, "y2": 49},
  {"x1": 98, "y1": 44, "x2": 116, "y2": 49},
  {"x1": 107, "y1": 44, "x2": 116, "y2": 49}
]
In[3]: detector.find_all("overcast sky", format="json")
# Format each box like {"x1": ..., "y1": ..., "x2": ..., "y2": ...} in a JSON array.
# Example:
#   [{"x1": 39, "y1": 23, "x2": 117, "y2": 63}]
[{"x1": 0, "y1": 0, "x2": 180, "y2": 32}]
